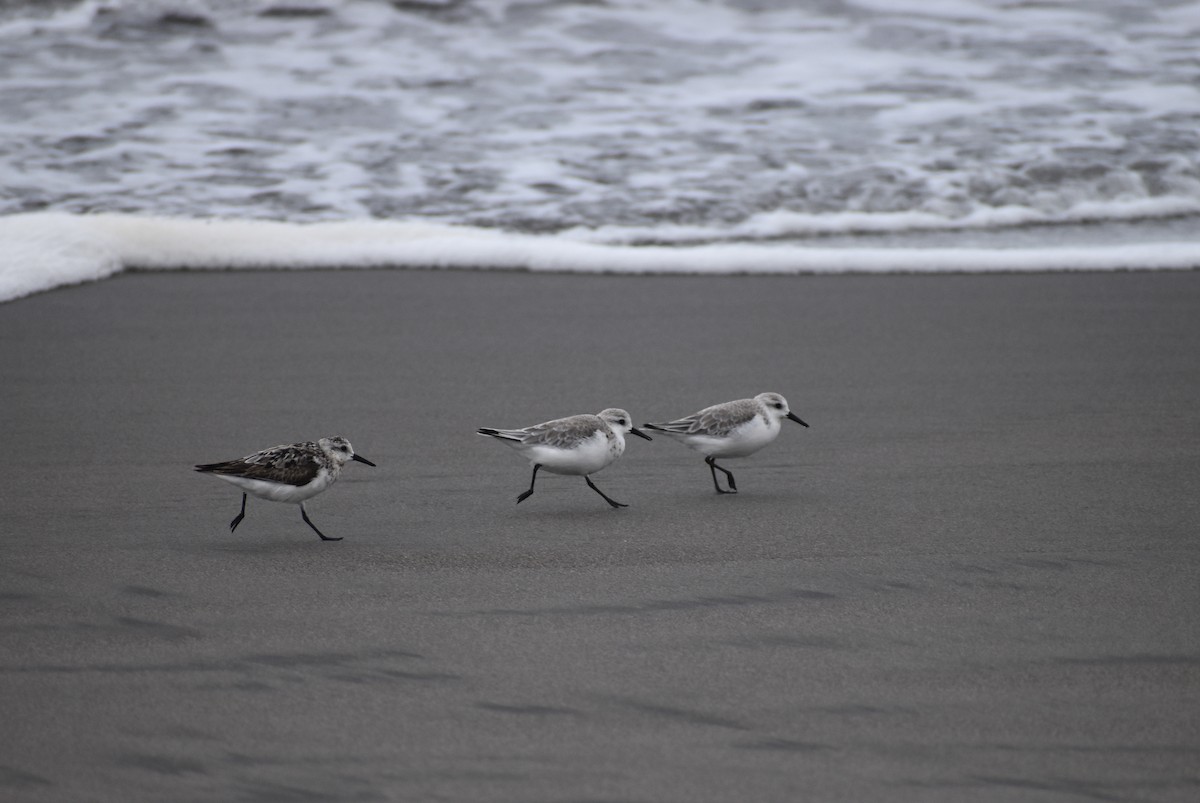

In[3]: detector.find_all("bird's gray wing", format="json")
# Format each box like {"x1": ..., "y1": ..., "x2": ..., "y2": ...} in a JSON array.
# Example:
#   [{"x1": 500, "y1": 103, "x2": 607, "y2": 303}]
[
  {"x1": 520, "y1": 414, "x2": 605, "y2": 448},
  {"x1": 650, "y1": 399, "x2": 758, "y2": 437},
  {"x1": 692, "y1": 399, "x2": 760, "y2": 436}
]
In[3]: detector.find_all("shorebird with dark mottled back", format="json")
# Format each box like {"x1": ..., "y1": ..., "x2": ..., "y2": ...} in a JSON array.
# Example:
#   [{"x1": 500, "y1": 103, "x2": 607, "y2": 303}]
[
  {"x1": 478, "y1": 408, "x2": 652, "y2": 508},
  {"x1": 195, "y1": 436, "x2": 375, "y2": 541},
  {"x1": 644, "y1": 392, "x2": 808, "y2": 494}
]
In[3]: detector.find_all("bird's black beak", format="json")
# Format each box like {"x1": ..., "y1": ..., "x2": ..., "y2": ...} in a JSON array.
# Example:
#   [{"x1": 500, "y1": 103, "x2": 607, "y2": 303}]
[
  {"x1": 352, "y1": 454, "x2": 377, "y2": 466},
  {"x1": 787, "y1": 412, "x2": 810, "y2": 427},
  {"x1": 630, "y1": 427, "x2": 653, "y2": 441}
]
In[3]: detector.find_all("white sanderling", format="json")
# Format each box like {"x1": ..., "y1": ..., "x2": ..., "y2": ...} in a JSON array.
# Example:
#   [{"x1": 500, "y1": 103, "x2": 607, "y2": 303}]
[
  {"x1": 643, "y1": 392, "x2": 808, "y2": 494},
  {"x1": 477, "y1": 408, "x2": 652, "y2": 508},
  {"x1": 194, "y1": 436, "x2": 376, "y2": 541}
]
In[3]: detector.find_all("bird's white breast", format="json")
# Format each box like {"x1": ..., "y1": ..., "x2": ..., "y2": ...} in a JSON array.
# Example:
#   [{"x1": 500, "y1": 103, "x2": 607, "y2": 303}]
[
  {"x1": 697, "y1": 413, "x2": 780, "y2": 458},
  {"x1": 214, "y1": 468, "x2": 335, "y2": 503},
  {"x1": 530, "y1": 430, "x2": 622, "y2": 475}
]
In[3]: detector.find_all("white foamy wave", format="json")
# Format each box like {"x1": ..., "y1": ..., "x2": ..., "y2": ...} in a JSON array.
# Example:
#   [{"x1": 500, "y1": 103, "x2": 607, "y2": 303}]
[
  {"x1": 567, "y1": 197, "x2": 1200, "y2": 245},
  {"x1": 3, "y1": 212, "x2": 1198, "y2": 303},
  {"x1": 2, "y1": 0, "x2": 1198, "y2": 237},
  {"x1": 1, "y1": 213, "x2": 125, "y2": 301}
]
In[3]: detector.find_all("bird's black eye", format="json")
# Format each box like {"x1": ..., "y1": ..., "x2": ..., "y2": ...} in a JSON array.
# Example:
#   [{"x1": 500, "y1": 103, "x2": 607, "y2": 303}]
[
  {"x1": 618, "y1": 419, "x2": 626, "y2": 425},
  {"x1": 774, "y1": 403, "x2": 783, "y2": 409}
]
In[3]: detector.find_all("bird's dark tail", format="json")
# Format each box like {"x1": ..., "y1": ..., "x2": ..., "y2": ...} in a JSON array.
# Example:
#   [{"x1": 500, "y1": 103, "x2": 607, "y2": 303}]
[
  {"x1": 194, "y1": 461, "x2": 237, "y2": 474},
  {"x1": 477, "y1": 428, "x2": 521, "y2": 441}
]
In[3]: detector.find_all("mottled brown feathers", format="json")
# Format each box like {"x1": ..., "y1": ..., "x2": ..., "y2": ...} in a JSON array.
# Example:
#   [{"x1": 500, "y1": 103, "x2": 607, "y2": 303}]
[{"x1": 194, "y1": 443, "x2": 323, "y2": 486}]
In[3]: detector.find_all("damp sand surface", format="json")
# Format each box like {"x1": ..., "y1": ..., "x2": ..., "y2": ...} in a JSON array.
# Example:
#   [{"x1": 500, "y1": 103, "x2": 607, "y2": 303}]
[{"x1": 1, "y1": 269, "x2": 1198, "y2": 801}]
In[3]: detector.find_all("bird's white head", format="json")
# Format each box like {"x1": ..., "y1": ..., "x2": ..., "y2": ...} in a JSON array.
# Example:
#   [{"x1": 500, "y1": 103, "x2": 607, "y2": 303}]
[
  {"x1": 319, "y1": 436, "x2": 377, "y2": 466},
  {"x1": 755, "y1": 393, "x2": 810, "y2": 428},
  {"x1": 597, "y1": 409, "x2": 653, "y2": 441}
]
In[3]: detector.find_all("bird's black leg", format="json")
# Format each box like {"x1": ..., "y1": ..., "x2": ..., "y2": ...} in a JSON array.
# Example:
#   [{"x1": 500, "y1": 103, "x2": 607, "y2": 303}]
[
  {"x1": 301, "y1": 503, "x2": 342, "y2": 542},
  {"x1": 229, "y1": 493, "x2": 247, "y2": 532},
  {"x1": 517, "y1": 464, "x2": 541, "y2": 504},
  {"x1": 585, "y1": 476, "x2": 628, "y2": 509},
  {"x1": 706, "y1": 456, "x2": 738, "y2": 494}
]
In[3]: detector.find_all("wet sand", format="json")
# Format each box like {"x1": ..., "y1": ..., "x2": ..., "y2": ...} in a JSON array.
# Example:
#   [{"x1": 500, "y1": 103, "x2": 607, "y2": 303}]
[{"x1": 1, "y1": 268, "x2": 1198, "y2": 802}]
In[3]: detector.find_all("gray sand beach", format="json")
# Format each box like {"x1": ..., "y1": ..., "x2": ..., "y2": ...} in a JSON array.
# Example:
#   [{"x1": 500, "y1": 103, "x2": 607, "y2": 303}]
[{"x1": 1, "y1": 269, "x2": 1198, "y2": 801}]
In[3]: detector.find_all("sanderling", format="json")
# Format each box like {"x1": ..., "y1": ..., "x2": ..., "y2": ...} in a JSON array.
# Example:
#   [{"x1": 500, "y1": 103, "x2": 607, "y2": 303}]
[
  {"x1": 477, "y1": 408, "x2": 652, "y2": 508},
  {"x1": 643, "y1": 392, "x2": 808, "y2": 494},
  {"x1": 195, "y1": 436, "x2": 376, "y2": 541}
]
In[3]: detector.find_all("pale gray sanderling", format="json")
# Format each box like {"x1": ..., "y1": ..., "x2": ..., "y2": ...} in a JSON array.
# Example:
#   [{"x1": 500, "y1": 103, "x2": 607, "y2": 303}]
[
  {"x1": 643, "y1": 392, "x2": 809, "y2": 494},
  {"x1": 477, "y1": 408, "x2": 652, "y2": 508},
  {"x1": 194, "y1": 436, "x2": 376, "y2": 541}
]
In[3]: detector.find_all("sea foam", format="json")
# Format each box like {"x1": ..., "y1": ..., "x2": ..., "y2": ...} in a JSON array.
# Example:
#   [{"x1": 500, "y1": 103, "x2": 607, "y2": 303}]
[
  {"x1": 2, "y1": 0, "x2": 1198, "y2": 234},
  {"x1": 2, "y1": 212, "x2": 1198, "y2": 303}
]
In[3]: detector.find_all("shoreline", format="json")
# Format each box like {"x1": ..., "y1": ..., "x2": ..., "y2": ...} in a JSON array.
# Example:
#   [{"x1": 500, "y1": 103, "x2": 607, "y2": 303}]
[{"x1": 5, "y1": 210, "x2": 1200, "y2": 305}]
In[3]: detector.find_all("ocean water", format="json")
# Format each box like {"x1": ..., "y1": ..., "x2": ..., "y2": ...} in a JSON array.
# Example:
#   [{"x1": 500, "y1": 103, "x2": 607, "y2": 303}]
[{"x1": 1, "y1": 0, "x2": 1199, "y2": 301}]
